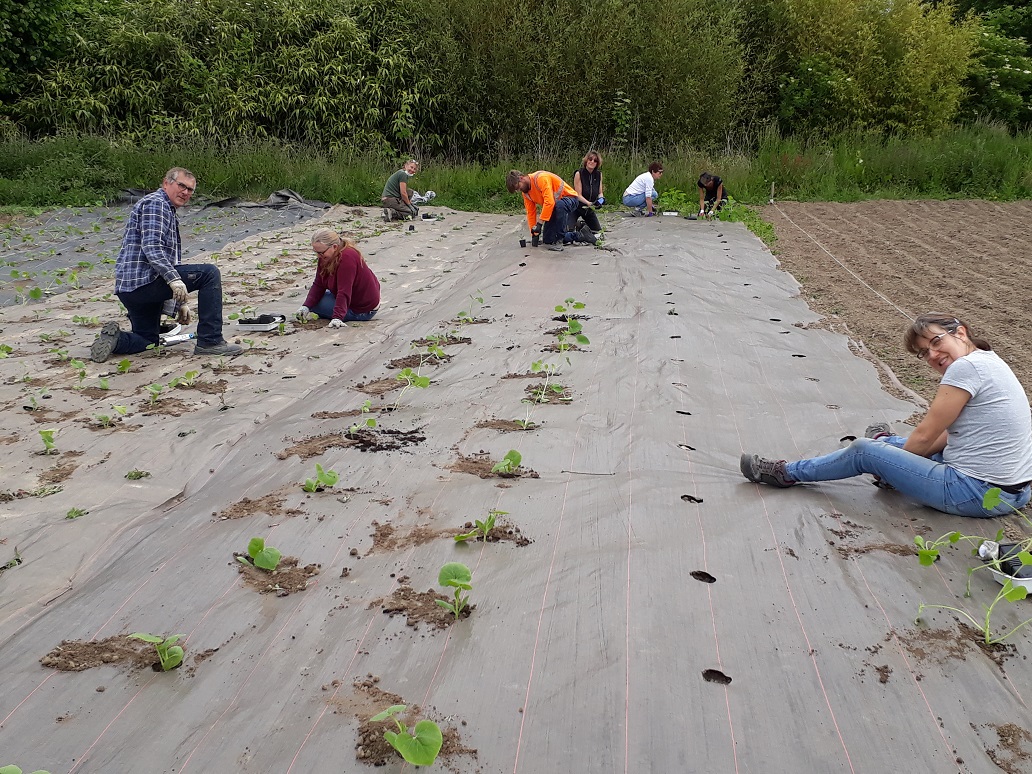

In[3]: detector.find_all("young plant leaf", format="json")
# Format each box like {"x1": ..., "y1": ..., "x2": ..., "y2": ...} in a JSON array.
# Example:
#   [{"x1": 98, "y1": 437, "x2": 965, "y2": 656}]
[
  {"x1": 438, "y1": 561, "x2": 472, "y2": 590},
  {"x1": 983, "y1": 487, "x2": 1003, "y2": 510},
  {"x1": 370, "y1": 705, "x2": 407, "y2": 722}
]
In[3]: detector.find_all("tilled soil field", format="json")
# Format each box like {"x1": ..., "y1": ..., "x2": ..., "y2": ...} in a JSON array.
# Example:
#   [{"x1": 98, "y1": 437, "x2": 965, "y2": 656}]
[{"x1": 763, "y1": 200, "x2": 1032, "y2": 405}]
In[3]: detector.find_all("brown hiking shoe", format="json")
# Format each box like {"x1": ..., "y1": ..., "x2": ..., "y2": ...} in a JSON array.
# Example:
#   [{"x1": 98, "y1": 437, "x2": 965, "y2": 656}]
[{"x1": 740, "y1": 454, "x2": 796, "y2": 488}]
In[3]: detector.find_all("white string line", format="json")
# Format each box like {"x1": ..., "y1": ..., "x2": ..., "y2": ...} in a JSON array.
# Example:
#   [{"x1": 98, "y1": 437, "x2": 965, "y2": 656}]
[{"x1": 772, "y1": 203, "x2": 914, "y2": 322}]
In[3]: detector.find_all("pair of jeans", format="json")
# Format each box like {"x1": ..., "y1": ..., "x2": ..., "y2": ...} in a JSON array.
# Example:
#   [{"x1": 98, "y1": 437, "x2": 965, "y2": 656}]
[
  {"x1": 114, "y1": 264, "x2": 225, "y2": 353},
  {"x1": 541, "y1": 197, "x2": 581, "y2": 245},
  {"x1": 382, "y1": 196, "x2": 417, "y2": 219},
  {"x1": 311, "y1": 290, "x2": 379, "y2": 322},
  {"x1": 622, "y1": 191, "x2": 657, "y2": 209},
  {"x1": 785, "y1": 436, "x2": 1032, "y2": 517},
  {"x1": 567, "y1": 204, "x2": 601, "y2": 233}
]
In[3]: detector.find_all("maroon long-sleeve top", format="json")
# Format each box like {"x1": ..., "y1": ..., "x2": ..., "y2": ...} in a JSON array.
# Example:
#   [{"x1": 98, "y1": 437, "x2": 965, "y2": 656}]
[{"x1": 303, "y1": 247, "x2": 381, "y2": 320}]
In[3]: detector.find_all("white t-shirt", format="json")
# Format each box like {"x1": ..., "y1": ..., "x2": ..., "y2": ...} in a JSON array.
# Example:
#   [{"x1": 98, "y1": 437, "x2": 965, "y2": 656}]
[
  {"x1": 942, "y1": 349, "x2": 1032, "y2": 485},
  {"x1": 623, "y1": 172, "x2": 657, "y2": 198}
]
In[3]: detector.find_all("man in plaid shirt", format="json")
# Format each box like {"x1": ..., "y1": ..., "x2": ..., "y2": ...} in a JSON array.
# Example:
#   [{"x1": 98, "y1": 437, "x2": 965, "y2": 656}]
[{"x1": 90, "y1": 167, "x2": 242, "y2": 362}]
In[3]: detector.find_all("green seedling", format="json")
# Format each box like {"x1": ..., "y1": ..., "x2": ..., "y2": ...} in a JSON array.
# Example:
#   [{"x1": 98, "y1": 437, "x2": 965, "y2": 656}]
[
  {"x1": 49, "y1": 347, "x2": 70, "y2": 361},
  {"x1": 147, "y1": 383, "x2": 164, "y2": 404},
  {"x1": 435, "y1": 561, "x2": 473, "y2": 620},
  {"x1": 98, "y1": 377, "x2": 110, "y2": 390},
  {"x1": 455, "y1": 509, "x2": 506, "y2": 543},
  {"x1": 914, "y1": 488, "x2": 1032, "y2": 645},
  {"x1": 238, "y1": 536, "x2": 282, "y2": 571},
  {"x1": 65, "y1": 507, "x2": 87, "y2": 520},
  {"x1": 0, "y1": 343, "x2": 12, "y2": 358},
  {"x1": 70, "y1": 359, "x2": 87, "y2": 388},
  {"x1": 117, "y1": 358, "x2": 132, "y2": 374},
  {"x1": 72, "y1": 315, "x2": 100, "y2": 326},
  {"x1": 348, "y1": 417, "x2": 378, "y2": 434},
  {"x1": 0, "y1": 765, "x2": 52, "y2": 774},
  {"x1": 169, "y1": 370, "x2": 200, "y2": 388},
  {"x1": 514, "y1": 418, "x2": 537, "y2": 430},
  {"x1": 125, "y1": 469, "x2": 150, "y2": 480},
  {"x1": 95, "y1": 413, "x2": 114, "y2": 428},
  {"x1": 114, "y1": 405, "x2": 128, "y2": 416},
  {"x1": 128, "y1": 632, "x2": 185, "y2": 671},
  {"x1": 456, "y1": 289, "x2": 485, "y2": 323},
  {"x1": 369, "y1": 705, "x2": 444, "y2": 767},
  {"x1": 38, "y1": 428, "x2": 57, "y2": 454},
  {"x1": 303, "y1": 463, "x2": 339, "y2": 492},
  {"x1": 491, "y1": 449, "x2": 522, "y2": 475},
  {"x1": 394, "y1": 366, "x2": 431, "y2": 409}
]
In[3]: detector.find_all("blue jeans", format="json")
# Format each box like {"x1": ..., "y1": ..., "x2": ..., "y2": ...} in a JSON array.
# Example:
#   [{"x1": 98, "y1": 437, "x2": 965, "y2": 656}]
[
  {"x1": 311, "y1": 290, "x2": 379, "y2": 322},
  {"x1": 622, "y1": 191, "x2": 657, "y2": 209},
  {"x1": 785, "y1": 436, "x2": 1032, "y2": 518},
  {"x1": 115, "y1": 264, "x2": 225, "y2": 353},
  {"x1": 542, "y1": 197, "x2": 581, "y2": 245}
]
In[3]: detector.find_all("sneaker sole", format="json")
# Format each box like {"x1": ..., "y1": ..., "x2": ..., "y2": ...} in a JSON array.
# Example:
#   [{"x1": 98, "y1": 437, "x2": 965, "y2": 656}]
[{"x1": 90, "y1": 321, "x2": 121, "y2": 363}]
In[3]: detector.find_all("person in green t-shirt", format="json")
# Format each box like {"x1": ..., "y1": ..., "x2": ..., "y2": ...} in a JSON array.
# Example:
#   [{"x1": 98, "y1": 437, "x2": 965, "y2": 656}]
[{"x1": 381, "y1": 160, "x2": 421, "y2": 221}]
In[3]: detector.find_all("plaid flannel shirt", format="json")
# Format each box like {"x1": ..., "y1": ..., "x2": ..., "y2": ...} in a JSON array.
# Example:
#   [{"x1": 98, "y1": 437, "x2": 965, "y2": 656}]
[{"x1": 114, "y1": 188, "x2": 183, "y2": 309}]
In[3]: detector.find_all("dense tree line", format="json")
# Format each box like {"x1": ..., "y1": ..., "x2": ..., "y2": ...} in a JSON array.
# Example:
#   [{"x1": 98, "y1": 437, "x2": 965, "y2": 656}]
[{"x1": 1, "y1": 0, "x2": 1030, "y2": 155}]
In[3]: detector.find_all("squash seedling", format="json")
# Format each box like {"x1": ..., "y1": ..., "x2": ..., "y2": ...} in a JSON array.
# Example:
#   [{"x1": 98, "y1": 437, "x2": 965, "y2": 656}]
[
  {"x1": 38, "y1": 429, "x2": 57, "y2": 454},
  {"x1": 914, "y1": 488, "x2": 1032, "y2": 645},
  {"x1": 456, "y1": 289, "x2": 485, "y2": 324},
  {"x1": 116, "y1": 358, "x2": 132, "y2": 374},
  {"x1": 65, "y1": 507, "x2": 87, "y2": 520},
  {"x1": 369, "y1": 705, "x2": 444, "y2": 767},
  {"x1": 147, "y1": 383, "x2": 164, "y2": 404},
  {"x1": 125, "y1": 469, "x2": 150, "y2": 480},
  {"x1": 70, "y1": 359, "x2": 87, "y2": 389},
  {"x1": 128, "y1": 632, "x2": 185, "y2": 671},
  {"x1": 302, "y1": 463, "x2": 339, "y2": 492},
  {"x1": 455, "y1": 509, "x2": 506, "y2": 543},
  {"x1": 169, "y1": 370, "x2": 200, "y2": 388},
  {"x1": 0, "y1": 765, "x2": 51, "y2": 774},
  {"x1": 394, "y1": 367, "x2": 430, "y2": 410},
  {"x1": 491, "y1": 449, "x2": 522, "y2": 475},
  {"x1": 436, "y1": 562, "x2": 472, "y2": 620},
  {"x1": 238, "y1": 536, "x2": 282, "y2": 571}
]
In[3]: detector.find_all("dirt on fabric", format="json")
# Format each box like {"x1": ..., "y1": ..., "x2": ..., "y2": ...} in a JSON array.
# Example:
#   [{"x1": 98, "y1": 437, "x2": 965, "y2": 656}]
[
  {"x1": 898, "y1": 621, "x2": 1018, "y2": 672},
  {"x1": 834, "y1": 542, "x2": 915, "y2": 560},
  {"x1": 524, "y1": 383, "x2": 572, "y2": 404},
  {"x1": 40, "y1": 636, "x2": 161, "y2": 672},
  {"x1": 410, "y1": 335, "x2": 471, "y2": 347},
  {"x1": 386, "y1": 353, "x2": 452, "y2": 369},
  {"x1": 354, "y1": 377, "x2": 402, "y2": 396},
  {"x1": 367, "y1": 521, "x2": 450, "y2": 554},
  {"x1": 310, "y1": 409, "x2": 363, "y2": 419},
  {"x1": 175, "y1": 379, "x2": 228, "y2": 395},
  {"x1": 346, "y1": 676, "x2": 477, "y2": 769},
  {"x1": 474, "y1": 418, "x2": 537, "y2": 432},
  {"x1": 137, "y1": 397, "x2": 197, "y2": 416},
  {"x1": 343, "y1": 427, "x2": 426, "y2": 453},
  {"x1": 38, "y1": 460, "x2": 79, "y2": 484},
  {"x1": 456, "y1": 520, "x2": 532, "y2": 547},
  {"x1": 233, "y1": 555, "x2": 320, "y2": 595},
  {"x1": 217, "y1": 490, "x2": 304, "y2": 520},
  {"x1": 984, "y1": 722, "x2": 1032, "y2": 774},
  {"x1": 373, "y1": 583, "x2": 472, "y2": 629},
  {"x1": 447, "y1": 452, "x2": 540, "y2": 480},
  {"x1": 501, "y1": 371, "x2": 543, "y2": 379},
  {"x1": 763, "y1": 200, "x2": 1032, "y2": 404},
  {"x1": 276, "y1": 432, "x2": 354, "y2": 460}
]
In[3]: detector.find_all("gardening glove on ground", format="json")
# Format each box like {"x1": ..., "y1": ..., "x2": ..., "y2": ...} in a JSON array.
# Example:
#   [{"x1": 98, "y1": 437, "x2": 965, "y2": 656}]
[
  {"x1": 328, "y1": 318, "x2": 347, "y2": 329},
  {"x1": 168, "y1": 279, "x2": 189, "y2": 304},
  {"x1": 176, "y1": 305, "x2": 192, "y2": 325},
  {"x1": 295, "y1": 305, "x2": 310, "y2": 322}
]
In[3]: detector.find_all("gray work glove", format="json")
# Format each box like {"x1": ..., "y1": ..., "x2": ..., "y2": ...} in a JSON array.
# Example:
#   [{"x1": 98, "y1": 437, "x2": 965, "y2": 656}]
[
  {"x1": 169, "y1": 279, "x2": 188, "y2": 304},
  {"x1": 295, "y1": 305, "x2": 310, "y2": 322},
  {"x1": 328, "y1": 318, "x2": 348, "y2": 329},
  {"x1": 176, "y1": 305, "x2": 192, "y2": 325}
]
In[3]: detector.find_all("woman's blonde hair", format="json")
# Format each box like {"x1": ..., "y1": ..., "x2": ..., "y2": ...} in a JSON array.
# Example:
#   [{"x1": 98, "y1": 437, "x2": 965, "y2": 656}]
[{"x1": 311, "y1": 228, "x2": 365, "y2": 276}]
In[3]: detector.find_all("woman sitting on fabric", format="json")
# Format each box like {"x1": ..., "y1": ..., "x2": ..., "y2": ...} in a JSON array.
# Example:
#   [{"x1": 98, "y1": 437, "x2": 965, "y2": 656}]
[
  {"x1": 741, "y1": 313, "x2": 1032, "y2": 518},
  {"x1": 295, "y1": 228, "x2": 380, "y2": 328}
]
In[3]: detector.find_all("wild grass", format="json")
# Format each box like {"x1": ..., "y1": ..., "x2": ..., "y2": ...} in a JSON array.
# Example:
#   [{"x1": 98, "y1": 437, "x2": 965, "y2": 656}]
[{"x1": 0, "y1": 123, "x2": 1029, "y2": 210}]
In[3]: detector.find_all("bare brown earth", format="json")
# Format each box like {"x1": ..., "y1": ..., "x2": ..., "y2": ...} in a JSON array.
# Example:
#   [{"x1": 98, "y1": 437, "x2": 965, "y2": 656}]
[{"x1": 764, "y1": 200, "x2": 1032, "y2": 404}]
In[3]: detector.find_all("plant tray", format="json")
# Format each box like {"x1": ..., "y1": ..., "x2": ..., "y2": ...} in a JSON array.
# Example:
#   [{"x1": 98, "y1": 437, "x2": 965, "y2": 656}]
[
  {"x1": 236, "y1": 314, "x2": 286, "y2": 332},
  {"x1": 662, "y1": 211, "x2": 680, "y2": 216},
  {"x1": 158, "y1": 322, "x2": 182, "y2": 340},
  {"x1": 988, "y1": 567, "x2": 1032, "y2": 592}
]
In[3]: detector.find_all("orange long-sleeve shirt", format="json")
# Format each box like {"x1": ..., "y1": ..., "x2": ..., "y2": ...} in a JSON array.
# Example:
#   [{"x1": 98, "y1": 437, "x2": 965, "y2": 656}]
[{"x1": 522, "y1": 171, "x2": 577, "y2": 231}]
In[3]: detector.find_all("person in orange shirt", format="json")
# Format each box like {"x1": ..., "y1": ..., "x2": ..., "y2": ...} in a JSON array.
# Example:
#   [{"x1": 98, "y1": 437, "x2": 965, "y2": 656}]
[{"x1": 505, "y1": 170, "x2": 596, "y2": 251}]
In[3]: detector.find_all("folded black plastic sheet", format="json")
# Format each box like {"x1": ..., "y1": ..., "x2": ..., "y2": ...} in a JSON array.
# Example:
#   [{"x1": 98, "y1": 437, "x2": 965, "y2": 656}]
[{"x1": 0, "y1": 210, "x2": 1026, "y2": 773}]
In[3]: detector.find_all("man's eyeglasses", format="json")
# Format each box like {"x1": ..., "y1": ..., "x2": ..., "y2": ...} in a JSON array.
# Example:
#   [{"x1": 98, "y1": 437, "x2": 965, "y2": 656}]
[
  {"x1": 915, "y1": 332, "x2": 949, "y2": 360},
  {"x1": 173, "y1": 180, "x2": 196, "y2": 194}
]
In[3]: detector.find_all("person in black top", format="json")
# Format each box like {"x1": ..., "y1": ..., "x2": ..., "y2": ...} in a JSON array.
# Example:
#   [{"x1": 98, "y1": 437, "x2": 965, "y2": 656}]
[
  {"x1": 698, "y1": 172, "x2": 729, "y2": 218},
  {"x1": 568, "y1": 151, "x2": 604, "y2": 235}
]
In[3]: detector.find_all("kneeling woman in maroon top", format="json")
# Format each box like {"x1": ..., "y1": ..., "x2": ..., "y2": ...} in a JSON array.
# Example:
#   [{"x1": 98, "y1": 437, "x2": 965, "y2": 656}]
[{"x1": 295, "y1": 228, "x2": 380, "y2": 328}]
